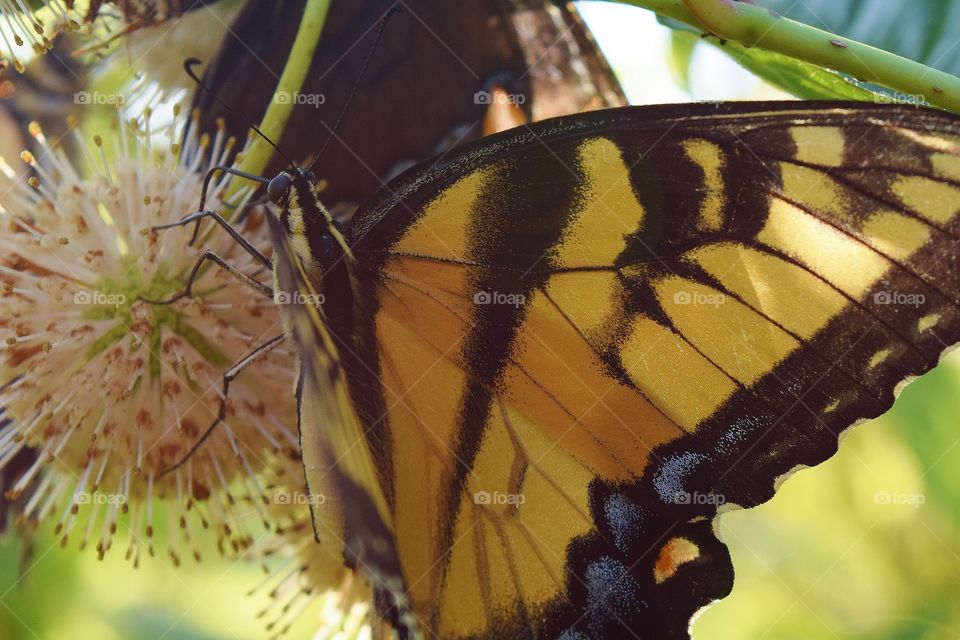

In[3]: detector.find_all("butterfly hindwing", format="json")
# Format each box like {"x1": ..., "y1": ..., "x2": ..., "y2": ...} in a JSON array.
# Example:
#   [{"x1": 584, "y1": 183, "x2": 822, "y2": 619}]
[{"x1": 331, "y1": 102, "x2": 960, "y2": 638}]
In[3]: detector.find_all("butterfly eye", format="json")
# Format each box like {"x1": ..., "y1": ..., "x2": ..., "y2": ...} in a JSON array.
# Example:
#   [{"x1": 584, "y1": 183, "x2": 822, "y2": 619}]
[
  {"x1": 267, "y1": 174, "x2": 292, "y2": 204},
  {"x1": 305, "y1": 171, "x2": 318, "y2": 183}
]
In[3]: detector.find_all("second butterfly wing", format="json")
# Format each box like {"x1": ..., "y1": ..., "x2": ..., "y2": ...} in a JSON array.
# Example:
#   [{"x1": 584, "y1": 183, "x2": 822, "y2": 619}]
[{"x1": 194, "y1": 0, "x2": 626, "y2": 211}]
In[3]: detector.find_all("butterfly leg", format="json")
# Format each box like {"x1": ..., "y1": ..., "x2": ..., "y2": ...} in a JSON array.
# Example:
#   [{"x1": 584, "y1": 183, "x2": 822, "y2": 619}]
[
  {"x1": 152, "y1": 208, "x2": 271, "y2": 268},
  {"x1": 187, "y1": 164, "x2": 272, "y2": 245},
  {"x1": 160, "y1": 333, "x2": 287, "y2": 475},
  {"x1": 140, "y1": 249, "x2": 273, "y2": 304}
]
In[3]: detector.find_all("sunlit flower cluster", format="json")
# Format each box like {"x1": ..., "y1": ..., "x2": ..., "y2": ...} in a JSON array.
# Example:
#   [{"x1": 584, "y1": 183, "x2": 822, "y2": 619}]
[
  {"x1": 0, "y1": 107, "x2": 298, "y2": 563},
  {"x1": 0, "y1": 2, "x2": 370, "y2": 637},
  {"x1": 250, "y1": 461, "x2": 369, "y2": 640}
]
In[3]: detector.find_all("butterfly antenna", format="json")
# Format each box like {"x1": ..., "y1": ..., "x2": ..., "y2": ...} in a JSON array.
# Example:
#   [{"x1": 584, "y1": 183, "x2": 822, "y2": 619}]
[
  {"x1": 184, "y1": 57, "x2": 297, "y2": 170},
  {"x1": 307, "y1": 5, "x2": 402, "y2": 173}
]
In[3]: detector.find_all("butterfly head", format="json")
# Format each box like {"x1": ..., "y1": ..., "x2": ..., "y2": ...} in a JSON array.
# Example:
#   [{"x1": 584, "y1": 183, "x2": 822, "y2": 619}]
[
  {"x1": 264, "y1": 166, "x2": 351, "y2": 284},
  {"x1": 265, "y1": 166, "x2": 334, "y2": 243},
  {"x1": 266, "y1": 167, "x2": 319, "y2": 209}
]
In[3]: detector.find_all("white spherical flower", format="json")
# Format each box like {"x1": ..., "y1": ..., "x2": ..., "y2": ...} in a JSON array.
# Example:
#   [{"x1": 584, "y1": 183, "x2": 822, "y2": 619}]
[
  {"x1": 0, "y1": 106, "x2": 297, "y2": 564},
  {"x1": 249, "y1": 460, "x2": 370, "y2": 640}
]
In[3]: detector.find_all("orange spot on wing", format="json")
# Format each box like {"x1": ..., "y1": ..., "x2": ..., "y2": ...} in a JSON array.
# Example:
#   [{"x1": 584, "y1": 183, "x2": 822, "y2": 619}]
[{"x1": 653, "y1": 536, "x2": 700, "y2": 584}]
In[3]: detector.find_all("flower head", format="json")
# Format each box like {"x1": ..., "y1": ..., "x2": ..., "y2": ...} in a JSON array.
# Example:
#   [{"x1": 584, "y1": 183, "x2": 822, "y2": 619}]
[
  {"x1": 249, "y1": 459, "x2": 370, "y2": 640},
  {"x1": 0, "y1": 106, "x2": 297, "y2": 563}
]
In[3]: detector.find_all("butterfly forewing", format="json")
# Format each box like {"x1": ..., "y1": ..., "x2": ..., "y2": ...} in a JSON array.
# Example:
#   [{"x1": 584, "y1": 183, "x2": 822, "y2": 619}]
[
  {"x1": 265, "y1": 213, "x2": 418, "y2": 633},
  {"x1": 328, "y1": 102, "x2": 960, "y2": 638}
]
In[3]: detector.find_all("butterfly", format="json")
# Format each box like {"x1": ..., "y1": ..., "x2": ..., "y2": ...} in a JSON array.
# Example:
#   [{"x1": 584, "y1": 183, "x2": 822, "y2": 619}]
[
  {"x1": 193, "y1": 0, "x2": 626, "y2": 212},
  {"x1": 164, "y1": 100, "x2": 960, "y2": 638}
]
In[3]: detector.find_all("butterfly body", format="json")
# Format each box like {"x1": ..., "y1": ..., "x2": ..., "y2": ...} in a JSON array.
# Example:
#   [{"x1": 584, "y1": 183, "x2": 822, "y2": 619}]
[
  {"x1": 268, "y1": 169, "x2": 357, "y2": 335},
  {"x1": 261, "y1": 101, "x2": 960, "y2": 639}
]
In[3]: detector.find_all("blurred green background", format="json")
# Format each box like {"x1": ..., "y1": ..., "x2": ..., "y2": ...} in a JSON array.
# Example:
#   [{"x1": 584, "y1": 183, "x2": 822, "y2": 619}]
[
  {"x1": 697, "y1": 350, "x2": 960, "y2": 640},
  {"x1": 3, "y1": 2, "x2": 960, "y2": 639}
]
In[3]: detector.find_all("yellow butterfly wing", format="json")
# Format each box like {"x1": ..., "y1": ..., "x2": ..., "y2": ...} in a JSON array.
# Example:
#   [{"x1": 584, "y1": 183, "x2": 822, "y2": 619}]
[{"x1": 338, "y1": 102, "x2": 960, "y2": 638}]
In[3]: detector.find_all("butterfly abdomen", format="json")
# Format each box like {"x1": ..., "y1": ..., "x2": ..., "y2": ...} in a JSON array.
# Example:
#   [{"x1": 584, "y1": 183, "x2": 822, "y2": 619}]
[{"x1": 280, "y1": 173, "x2": 399, "y2": 504}]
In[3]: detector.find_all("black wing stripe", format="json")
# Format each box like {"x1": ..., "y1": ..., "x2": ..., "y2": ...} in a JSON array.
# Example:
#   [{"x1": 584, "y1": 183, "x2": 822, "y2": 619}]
[{"x1": 733, "y1": 110, "x2": 960, "y2": 137}]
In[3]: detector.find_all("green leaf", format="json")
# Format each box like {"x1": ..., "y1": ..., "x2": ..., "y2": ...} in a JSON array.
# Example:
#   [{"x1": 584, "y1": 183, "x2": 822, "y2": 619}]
[
  {"x1": 757, "y1": 0, "x2": 960, "y2": 77},
  {"x1": 711, "y1": 38, "x2": 883, "y2": 100},
  {"x1": 656, "y1": 9, "x2": 917, "y2": 102},
  {"x1": 668, "y1": 30, "x2": 699, "y2": 93}
]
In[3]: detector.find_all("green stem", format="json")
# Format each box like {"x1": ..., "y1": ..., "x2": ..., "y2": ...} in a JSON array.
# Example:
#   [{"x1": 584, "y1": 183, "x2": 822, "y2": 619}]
[
  {"x1": 232, "y1": 0, "x2": 331, "y2": 185},
  {"x1": 612, "y1": 0, "x2": 960, "y2": 113}
]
